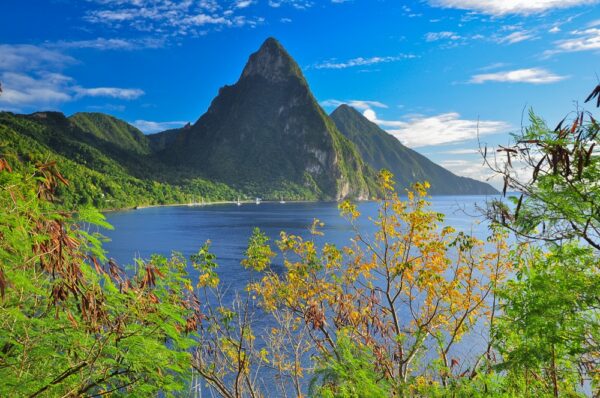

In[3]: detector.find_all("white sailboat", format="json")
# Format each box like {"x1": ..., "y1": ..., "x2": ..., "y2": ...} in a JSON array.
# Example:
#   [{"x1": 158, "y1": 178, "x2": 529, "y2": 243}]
[
  {"x1": 279, "y1": 196, "x2": 286, "y2": 204},
  {"x1": 237, "y1": 196, "x2": 242, "y2": 206},
  {"x1": 255, "y1": 197, "x2": 261, "y2": 205}
]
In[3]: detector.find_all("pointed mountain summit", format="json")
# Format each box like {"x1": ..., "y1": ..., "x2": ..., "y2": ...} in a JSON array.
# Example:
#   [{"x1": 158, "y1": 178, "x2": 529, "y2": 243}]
[
  {"x1": 163, "y1": 38, "x2": 373, "y2": 200},
  {"x1": 330, "y1": 105, "x2": 497, "y2": 195},
  {"x1": 240, "y1": 37, "x2": 304, "y2": 83}
]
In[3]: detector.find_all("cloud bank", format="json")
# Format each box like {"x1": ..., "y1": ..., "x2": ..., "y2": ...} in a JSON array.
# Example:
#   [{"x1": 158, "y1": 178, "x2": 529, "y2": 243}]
[
  {"x1": 427, "y1": 0, "x2": 599, "y2": 16},
  {"x1": 470, "y1": 68, "x2": 568, "y2": 84}
]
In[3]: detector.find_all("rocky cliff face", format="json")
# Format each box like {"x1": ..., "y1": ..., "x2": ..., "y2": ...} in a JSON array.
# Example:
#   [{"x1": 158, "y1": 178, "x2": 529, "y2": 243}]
[
  {"x1": 162, "y1": 38, "x2": 372, "y2": 200},
  {"x1": 240, "y1": 38, "x2": 303, "y2": 83}
]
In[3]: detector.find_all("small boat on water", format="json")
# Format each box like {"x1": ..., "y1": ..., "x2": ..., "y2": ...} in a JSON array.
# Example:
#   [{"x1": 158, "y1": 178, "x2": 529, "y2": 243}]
[
  {"x1": 279, "y1": 196, "x2": 286, "y2": 204},
  {"x1": 237, "y1": 197, "x2": 242, "y2": 206},
  {"x1": 255, "y1": 197, "x2": 262, "y2": 205},
  {"x1": 187, "y1": 196, "x2": 205, "y2": 207}
]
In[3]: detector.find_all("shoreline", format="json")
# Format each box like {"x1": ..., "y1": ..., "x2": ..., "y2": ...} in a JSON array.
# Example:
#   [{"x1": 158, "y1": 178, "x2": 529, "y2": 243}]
[
  {"x1": 100, "y1": 192, "x2": 502, "y2": 214},
  {"x1": 101, "y1": 199, "x2": 327, "y2": 213}
]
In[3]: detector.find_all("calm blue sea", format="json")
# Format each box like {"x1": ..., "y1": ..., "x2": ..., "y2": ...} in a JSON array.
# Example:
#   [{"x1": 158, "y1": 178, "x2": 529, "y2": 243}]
[
  {"x1": 100, "y1": 196, "x2": 500, "y2": 395},
  {"x1": 102, "y1": 196, "x2": 495, "y2": 275}
]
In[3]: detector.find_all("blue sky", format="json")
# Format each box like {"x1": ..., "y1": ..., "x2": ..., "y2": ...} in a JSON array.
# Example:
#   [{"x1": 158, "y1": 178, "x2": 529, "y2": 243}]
[{"x1": 1, "y1": 0, "x2": 600, "y2": 187}]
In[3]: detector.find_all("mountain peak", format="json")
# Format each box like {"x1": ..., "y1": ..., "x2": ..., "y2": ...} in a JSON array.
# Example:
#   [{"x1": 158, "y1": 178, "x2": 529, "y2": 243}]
[
  {"x1": 240, "y1": 37, "x2": 303, "y2": 83},
  {"x1": 261, "y1": 37, "x2": 284, "y2": 51},
  {"x1": 332, "y1": 104, "x2": 361, "y2": 116},
  {"x1": 330, "y1": 105, "x2": 499, "y2": 195},
  {"x1": 168, "y1": 37, "x2": 371, "y2": 200}
]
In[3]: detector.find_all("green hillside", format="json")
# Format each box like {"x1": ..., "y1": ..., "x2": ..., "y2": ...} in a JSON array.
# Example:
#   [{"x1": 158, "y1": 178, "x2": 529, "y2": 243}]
[
  {"x1": 330, "y1": 104, "x2": 498, "y2": 195},
  {"x1": 70, "y1": 112, "x2": 151, "y2": 155},
  {"x1": 0, "y1": 112, "x2": 239, "y2": 209}
]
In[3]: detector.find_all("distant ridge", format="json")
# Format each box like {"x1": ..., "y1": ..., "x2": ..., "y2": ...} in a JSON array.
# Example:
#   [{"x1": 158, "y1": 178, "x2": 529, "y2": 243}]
[
  {"x1": 330, "y1": 104, "x2": 497, "y2": 195},
  {"x1": 70, "y1": 112, "x2": 151, "y2": 155}
]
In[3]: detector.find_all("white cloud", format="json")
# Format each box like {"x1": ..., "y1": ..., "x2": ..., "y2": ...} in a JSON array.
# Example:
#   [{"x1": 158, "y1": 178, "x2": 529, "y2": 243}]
[
  {"x1": 84, "y1": 0, "x2": 263, "y2": 36},
  {"x1": 427, "y1": 0, "x2": 599, "y2": 16},
  {"x1": 312, "y1": 54, "x2": 416, "y2": 69},
  {"x1": 439, "y1": 159, "x2": 499, "y2": 185},
  {"x1": 470, "y1": 68, "x2": 568, "y2": 84},
  {"x1": 424, "y1": 31, "x2": 489, "y2": 47},
  {"x1": 497, "y1": 30, "x2": 536, "y2": 44},
  {"x1": 87, "y1": 103, "x2": 127, "y2": 112},
  {"x1": 365, "y1": 110, "x2": 511, "y2": 147},
  {"x1": 477, "y1": 62, "x2": 510, "y2": 72},
  {"x1": 0, "y1": 72, "x2": 73, "y2": 107},
  {"x1": 51, "y1": 37, "x2": 165, "y2": 50},
  {"x1": 363, "y1": 109, "x2": 377, "y2": 121},
  {"x1": 321, "y1": 99, "x2": 388, "y2": 110},
  {"x1": 0, "y1": 73, "x2": 146, "y2": 109},
  {"x1": 0, "y1": 44, "x2": 146, "y2": 110},
  {"x1": 425, "y1": 31, "x2": 462, "y2": 41},
  {"x1": 548, "y1": 28, "x2": 600, "y2": 54},
  {"x1": 0, "y1": 44, "x2": 75, "y2": 71},
  {"x1": 234, "y1": 0, "x2": 254, "y2": 8},
  {"x1": 133, "y1": 120, "x2": 188, "y2": 134},
  {"x1": 264, "y1": 0, "x2": 346, "y2": 9},
  {"x1": 74, "y1": 87, "x2": 145, "y2": 100},
  {"x1": 268, "y1": 0, "x2": 313, "y2": 9},
  {"x1": 181, "y1": 14, "x2": 230, "y2": 26},
  {"x1": 439, "y1": 148, "x2": 481, "y2": 155},
  {"x1": 0, "y1": 46, "x2": 76, "y2": 109}
]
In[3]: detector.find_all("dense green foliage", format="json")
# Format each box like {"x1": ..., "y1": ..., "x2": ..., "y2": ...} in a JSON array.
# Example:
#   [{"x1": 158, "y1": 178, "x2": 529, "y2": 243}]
[
  {"x1": 70, "y1": 112, "x2": 151, "y2": 155},
  {"x1": 0, "y1": 158, "x2": 201, "y2": 397},
  {"x1": 489, "y1": 107, "x2": 600, "y2": 249},
  {"x1": 495, "y1": 243, "x2": 599, "y2": 396},
  {"x1": 331, "y1": 104, "x2": 497, "y2": 195},
  {"x1": 309, "y1": 334, "x2": 391, "y2": 398},
  {"x1": 0, "y1": 112, "x2": 240, "y2": 209},
  {"x1": 484, "y1": 96, "x2": 600, "y2": 396}
]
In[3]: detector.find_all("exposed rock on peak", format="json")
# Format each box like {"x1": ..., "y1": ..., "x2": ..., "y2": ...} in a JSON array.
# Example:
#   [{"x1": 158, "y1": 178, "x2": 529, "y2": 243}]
[{"x1": 240, "y1": 37, "x2": 304, "y2": 84}]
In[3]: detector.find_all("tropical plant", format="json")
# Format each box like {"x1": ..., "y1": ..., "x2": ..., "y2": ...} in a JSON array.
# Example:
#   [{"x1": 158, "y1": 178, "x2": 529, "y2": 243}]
[
  {"x1": 242, "y1": 170, "x2": 511, "y2": 395},
  {"x1": 484, "y1": 85, "x2": 600, "y2": 249},
  {"x1": 0, "y1": 154, "x2": 201, "y2": 397},
  {"x1": 309, "y1": 333, "x2": 391, "y2": 398},
  {"x1": 495, "y1": 243, "x2": 599, "y2": 396},
  {"x1": 483, "y1": 85, "x2": 600, "y2": 397}
]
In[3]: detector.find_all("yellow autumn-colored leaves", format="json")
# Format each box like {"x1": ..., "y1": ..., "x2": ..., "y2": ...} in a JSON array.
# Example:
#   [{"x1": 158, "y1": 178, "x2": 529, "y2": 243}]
[{"x1": 244, "y1": 174, "x2": 511, "y2": 389}]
